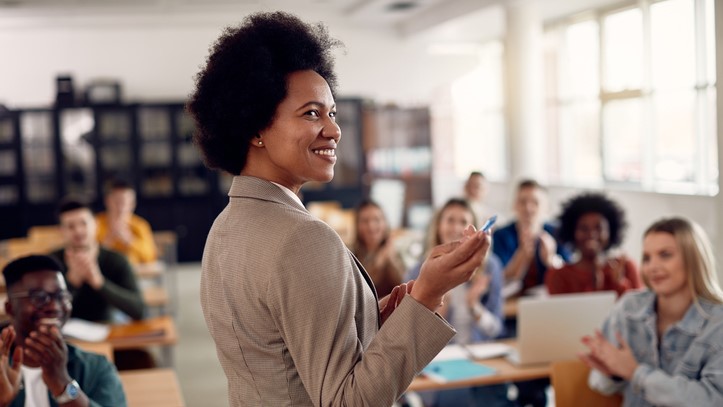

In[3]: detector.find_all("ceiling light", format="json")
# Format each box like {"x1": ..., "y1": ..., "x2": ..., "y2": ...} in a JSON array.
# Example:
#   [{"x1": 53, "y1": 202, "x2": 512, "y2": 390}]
[{"x1": 386, "y1": 1, "x2": 417, "y2": 12}]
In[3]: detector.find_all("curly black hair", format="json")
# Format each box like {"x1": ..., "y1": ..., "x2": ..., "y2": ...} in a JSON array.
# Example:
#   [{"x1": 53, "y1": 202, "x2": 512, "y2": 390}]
[
  {"x1": 186, "y1": 11, "x2": 343, "y2": 174},
  {"x1": 557, "y1": 192, "x2": 627, "y2": 251}
]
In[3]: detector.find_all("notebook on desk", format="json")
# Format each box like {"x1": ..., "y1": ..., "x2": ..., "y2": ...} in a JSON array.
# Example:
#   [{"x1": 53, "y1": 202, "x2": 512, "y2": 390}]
[{"x1": 507, "y1": 291, "x2": 616, "y2": 366}]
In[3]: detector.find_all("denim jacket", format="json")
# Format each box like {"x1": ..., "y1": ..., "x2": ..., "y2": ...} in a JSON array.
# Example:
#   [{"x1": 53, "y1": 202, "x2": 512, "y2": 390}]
[{"x1": 588, "y1": 290, "x2": 723, "y2": 407}]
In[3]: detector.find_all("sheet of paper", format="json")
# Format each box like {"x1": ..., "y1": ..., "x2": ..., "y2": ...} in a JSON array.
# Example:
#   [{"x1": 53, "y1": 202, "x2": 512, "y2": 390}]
[
  {"x1": 61, "y1": 318, "x2": 110, "y2": 342},
  {"x1": 465, "y1": 342, "x2": 512, "y2": 360},
  {"x1": 431, "y1": 344, "x2": 471, "y2": 362}
]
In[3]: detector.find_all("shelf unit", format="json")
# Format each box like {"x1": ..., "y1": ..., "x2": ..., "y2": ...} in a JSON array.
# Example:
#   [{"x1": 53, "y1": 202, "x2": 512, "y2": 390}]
[{"x1": 0, "y1": 98, "x2": 368, "y2": 261}]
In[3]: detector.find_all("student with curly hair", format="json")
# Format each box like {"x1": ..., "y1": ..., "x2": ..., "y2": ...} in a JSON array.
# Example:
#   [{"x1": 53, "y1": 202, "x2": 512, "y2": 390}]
[
  {"x1": 545, "y1": 192, "x2": 642, "y2": 296},
  {"x1": 187, "y1": 11, "x2": 491, "y2": 406}
]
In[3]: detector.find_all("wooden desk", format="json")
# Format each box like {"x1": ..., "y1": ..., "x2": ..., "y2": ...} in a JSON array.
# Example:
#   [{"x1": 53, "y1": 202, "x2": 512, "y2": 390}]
[
  {"x1": 105, "y1": 315, "x2": 177, "y2": 350},
  {"x1": 143, "y1": 286, "x2": 169, "y2": 308},
  {"x1": 408, "y1": 341, "x2": 550, "y2": 392},
  {"x1": 71, "y1": 316, "x2": 178, "y2": 367},
  {"x1": 134, "y1": 262, "x2": 166, "y2": 280},
  {"x1": 74, "y1": 341, "x2": 114, "y2": 362},
  {"x1": 120, "y1": 368, "x2": 185, "y2": 407}
]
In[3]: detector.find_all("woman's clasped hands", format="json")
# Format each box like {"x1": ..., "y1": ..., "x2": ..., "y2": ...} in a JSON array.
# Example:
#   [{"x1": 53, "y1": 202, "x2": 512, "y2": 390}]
[{"x1": 579, "y1": 330, "x2": 639, "y2": 381}]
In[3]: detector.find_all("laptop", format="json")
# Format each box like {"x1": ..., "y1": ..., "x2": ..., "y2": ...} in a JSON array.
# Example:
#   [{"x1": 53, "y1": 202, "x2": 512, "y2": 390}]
[{"x1": 507, "y1": 291, "x2": 617, "y2": 366}]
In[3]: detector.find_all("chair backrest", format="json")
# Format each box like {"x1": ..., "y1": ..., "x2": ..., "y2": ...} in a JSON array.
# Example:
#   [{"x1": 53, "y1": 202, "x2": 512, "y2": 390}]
[{"x1": 550, "y1": 360, "x2": 623, "y2": 407}]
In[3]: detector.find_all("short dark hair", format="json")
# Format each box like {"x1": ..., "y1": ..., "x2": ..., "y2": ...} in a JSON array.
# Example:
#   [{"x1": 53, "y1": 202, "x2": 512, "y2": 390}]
[
  {"x1": 104, "y1": 178, "x2": 134, "y2": 195},
  {"x1": 2, "y1": 255, "x2": 64, "y2": 289},
  {"x1": 517, "y1": 179, "x2": 544, "y2": 192},
  {"x1": 57, "y1": 197, "x2": 91, "y2": 219},
  {"x1": 557, "y1": 192, "x2": 627, "y2": 250},
  {"x1": 187, "y1": 11, "x2": 342, "y2": 175},
  {"x1": 469, "y1": 171, "x2": 485, "y2": 179}
]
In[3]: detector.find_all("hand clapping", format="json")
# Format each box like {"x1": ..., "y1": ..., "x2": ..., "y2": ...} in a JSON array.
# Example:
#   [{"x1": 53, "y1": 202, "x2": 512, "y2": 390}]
[
  {"x1": 466, "y1": 272, "x2": 490, "y2": 307},
  {"x1": 65, "y1": 247, "x2": 104, "y2": 289},
  {"x1": 579, "y1": 330, "x2": 639, "y2": 381},
  {"x1": 23, "y1": 324, "x2": 72, "y2": 397},
  {"x1": 0, "y1": 327, "x2": 23, "y2": 406}
]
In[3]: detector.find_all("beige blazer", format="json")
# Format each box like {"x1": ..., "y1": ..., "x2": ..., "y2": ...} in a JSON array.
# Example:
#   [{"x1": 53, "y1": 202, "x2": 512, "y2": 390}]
[{"x1": 200, "y1": 176, "x2": 455, "y2": 406}]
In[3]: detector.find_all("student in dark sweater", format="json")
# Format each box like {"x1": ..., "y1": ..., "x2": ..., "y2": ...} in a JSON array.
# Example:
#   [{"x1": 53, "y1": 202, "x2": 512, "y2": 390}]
[{"x1": 50, "y1": 198, "x2": 145, "y2": 323}]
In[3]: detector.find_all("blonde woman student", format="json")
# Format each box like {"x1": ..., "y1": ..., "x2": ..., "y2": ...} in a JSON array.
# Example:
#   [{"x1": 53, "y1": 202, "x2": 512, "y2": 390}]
[{"x1": 580, "y1": 217, "x2": 723, "y2": 406}]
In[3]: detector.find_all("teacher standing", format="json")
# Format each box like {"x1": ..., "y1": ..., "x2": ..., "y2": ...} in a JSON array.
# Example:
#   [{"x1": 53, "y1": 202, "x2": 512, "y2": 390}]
[{"x1": 188, "y1": 11, "x2": 490, "y2": 407}]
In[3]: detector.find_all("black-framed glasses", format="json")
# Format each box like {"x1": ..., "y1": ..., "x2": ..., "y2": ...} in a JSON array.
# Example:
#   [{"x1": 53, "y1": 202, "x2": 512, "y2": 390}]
[{"x1": 9, "y1": 289, "x2": 72, "y2": 308}]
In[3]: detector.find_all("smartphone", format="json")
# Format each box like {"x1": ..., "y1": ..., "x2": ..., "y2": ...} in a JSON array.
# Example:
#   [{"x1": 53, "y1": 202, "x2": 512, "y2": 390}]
[{"x1": 480, "y1": 215, "x2": 497, "y2": 233}]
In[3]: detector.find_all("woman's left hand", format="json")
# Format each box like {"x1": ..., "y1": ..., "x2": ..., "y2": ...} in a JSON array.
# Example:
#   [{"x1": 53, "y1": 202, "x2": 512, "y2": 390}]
[
  {"x1": 580, "y1": 330, "x2": 638, "y2": 380},
  {"x1": 379, "y1": 281, "x2": 414, "y2": 326}
]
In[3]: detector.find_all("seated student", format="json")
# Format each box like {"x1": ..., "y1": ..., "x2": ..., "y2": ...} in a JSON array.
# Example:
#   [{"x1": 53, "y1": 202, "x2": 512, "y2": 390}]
[
  {"x1": 545, "y1": 192, "x2": 642, "y2": 296},
  {"x1": 96, "y1": 179, "x2": 157, "y2": 265},
  {"x1": 407, "y1": 198, "x2": 510, "y2": 407},
  {"x1": 463, "y1": 171, "x2": 499, "y2": 229},
  {"x1": 492, "y1": 179, "x2": 571, "y2": 407},
  {"x1": 50, "y1": 198, "x2": 145, "y2": 323},
  {"x1": 0, "y1": 255, "x2": 127, "y2": 406},
  {"x1": 581, "y1": 217, "x2": 723, "y2": 406},
  {"x1": 493, "y1": 179, "x2": 572, "y2": 296},
  {"x1": 351, "y1": 200, "x2": 405, "y2": 298}
]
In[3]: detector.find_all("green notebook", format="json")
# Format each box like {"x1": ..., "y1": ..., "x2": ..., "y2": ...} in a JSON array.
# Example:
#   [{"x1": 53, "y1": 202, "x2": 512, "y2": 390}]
[{"x1": 422, "y1": 358, "x2": 496, "y2": 383}]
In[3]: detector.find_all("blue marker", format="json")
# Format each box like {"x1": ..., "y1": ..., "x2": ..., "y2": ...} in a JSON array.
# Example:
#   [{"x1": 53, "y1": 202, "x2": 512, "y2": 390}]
[{"x1": 480, "y1": 215, "x2": 497, "y2": 233}]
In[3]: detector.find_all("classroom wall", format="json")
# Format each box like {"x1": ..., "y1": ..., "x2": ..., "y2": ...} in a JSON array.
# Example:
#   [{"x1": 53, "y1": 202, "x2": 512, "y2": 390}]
[
  {"x1": 0, "y1": 6, "x2": 479, "y2": 108},
  {"x1": 2, "y1": 3, "x2": 722, "y2": 283}
]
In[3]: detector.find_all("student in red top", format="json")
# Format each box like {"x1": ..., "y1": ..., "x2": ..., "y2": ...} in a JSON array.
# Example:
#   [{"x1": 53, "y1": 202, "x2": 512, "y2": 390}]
[{"x1": 545, "y1": 192, "x2": 642, "y2": 296}]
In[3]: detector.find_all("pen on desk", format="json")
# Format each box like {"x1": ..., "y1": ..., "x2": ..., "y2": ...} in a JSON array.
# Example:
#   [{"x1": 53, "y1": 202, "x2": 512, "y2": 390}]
[{"x1": 480, "y1": 215, "x2": 497, "y2": 233}]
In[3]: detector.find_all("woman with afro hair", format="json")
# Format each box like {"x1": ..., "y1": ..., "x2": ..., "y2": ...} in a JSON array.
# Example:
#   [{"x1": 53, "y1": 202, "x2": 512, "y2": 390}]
[
  {"x1": 545, "y1": 192, "x2": 642, "y2": 296},
  {"x1": 187, "y1": 11, "x2": 491, "y2": 407}
]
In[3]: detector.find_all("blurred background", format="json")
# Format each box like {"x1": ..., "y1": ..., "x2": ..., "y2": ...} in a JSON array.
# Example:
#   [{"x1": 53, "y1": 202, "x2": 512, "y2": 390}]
[
  {"x1": 1, "y1": 0, "x2": 720, "y2": 267},
  {"x1": 0, "y1": 1, "x2": 721, "y2": 404}
]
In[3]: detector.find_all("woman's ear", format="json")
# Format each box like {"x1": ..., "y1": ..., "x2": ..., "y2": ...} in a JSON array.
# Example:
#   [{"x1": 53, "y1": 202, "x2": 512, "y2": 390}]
[{"x1": 252, "y1": 135, "x2": 264, "y2": 147}]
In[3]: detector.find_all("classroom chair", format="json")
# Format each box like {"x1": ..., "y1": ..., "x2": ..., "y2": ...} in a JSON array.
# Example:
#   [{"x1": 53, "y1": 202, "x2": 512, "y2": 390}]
[{"x1": 550, "y1": 359, "x2": 622, "y2": 407}]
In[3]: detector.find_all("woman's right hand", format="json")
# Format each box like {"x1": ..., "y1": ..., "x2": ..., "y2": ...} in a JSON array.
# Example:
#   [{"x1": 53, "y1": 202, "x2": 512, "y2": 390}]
[
  {"x1": 411, "y1": 225, "x2": 490, "y2": 311},
  {"x1": 0, "y1": 326, "x2": 23, "y2": 406},
  {"x1": 579, "y1": 330, "x2": 638, "y2": 380}
]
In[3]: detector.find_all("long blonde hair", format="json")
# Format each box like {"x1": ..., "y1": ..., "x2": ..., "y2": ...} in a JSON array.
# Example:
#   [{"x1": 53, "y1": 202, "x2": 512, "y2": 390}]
[{"x1": 643, "y1": 217, "x2": 723, "y2": 304}]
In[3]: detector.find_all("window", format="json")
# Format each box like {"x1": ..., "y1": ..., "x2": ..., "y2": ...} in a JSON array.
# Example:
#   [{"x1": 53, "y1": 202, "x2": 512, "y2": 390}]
[
  {"x1": 545, "y1": 0, "x2": 717, "y2": 195},
  {"x1": 449, "y1": 41, "x2": 507, "y2": 181}
]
